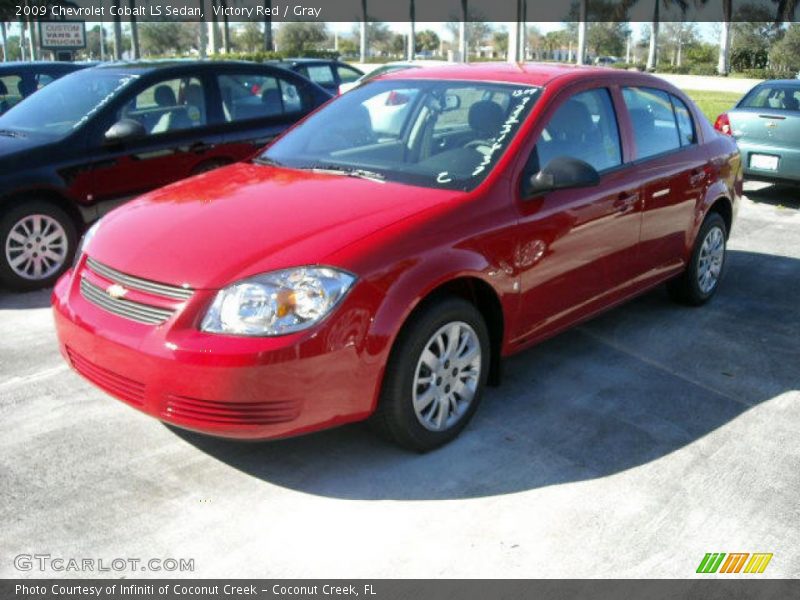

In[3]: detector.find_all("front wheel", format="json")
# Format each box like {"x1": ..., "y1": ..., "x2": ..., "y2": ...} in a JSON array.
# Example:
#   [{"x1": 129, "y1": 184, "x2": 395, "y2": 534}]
[
  {"x1": 372, "y1": 296, "x2": 490, "y2": 452},
  {"x1": 0, "y1": 201, "x2": 78, "y2": 291},
  {"x1": 667, "y1": 212, "x2": 727, "y2": 306}
]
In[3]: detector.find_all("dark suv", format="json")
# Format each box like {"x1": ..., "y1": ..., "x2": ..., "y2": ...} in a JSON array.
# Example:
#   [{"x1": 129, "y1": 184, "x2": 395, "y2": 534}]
[{"x1": 0, "y1": 60, "x2": 330, "y2": 290}]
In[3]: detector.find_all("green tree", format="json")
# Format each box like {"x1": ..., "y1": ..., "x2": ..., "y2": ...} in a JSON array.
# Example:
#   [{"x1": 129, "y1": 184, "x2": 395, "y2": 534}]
[
  {"x1": 445, "y1": 16, "x2": 492, "y2": 57},
  {"x1": 415, "y1": 29, "x2": 440, "y2": 53},
  {"x1": 276, "y1": 22, "x2": 328, "y2": 54},
  {"x1": 661, "y1": 21, "x2": 699, "y2": 66},
  {"x1": 139, "y1": 22, "x2": 196, "y2": 56},
  {"x1": 770, "y1": 23, "x2": 800, "y2": 72},
  {"x1": 236, "y1": 22, "x2": 265, "y2": 53}
]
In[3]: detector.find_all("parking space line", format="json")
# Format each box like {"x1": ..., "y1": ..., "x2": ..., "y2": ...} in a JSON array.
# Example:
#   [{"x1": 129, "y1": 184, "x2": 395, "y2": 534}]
[{"x1": 0, "y1": 364, "x2": 69, "y2": 391}]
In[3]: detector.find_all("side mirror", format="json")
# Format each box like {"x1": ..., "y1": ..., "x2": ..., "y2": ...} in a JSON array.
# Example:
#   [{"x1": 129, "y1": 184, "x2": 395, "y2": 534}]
[
  {"x1": 442, "y1": 94, "x2": 461, "y2": 111},
  {"x1": 524, "y1": 156, "x2": 600, "y2": 198},
  {"x1": 104, "y1": 118, "x2": 146, "y2": 144}
]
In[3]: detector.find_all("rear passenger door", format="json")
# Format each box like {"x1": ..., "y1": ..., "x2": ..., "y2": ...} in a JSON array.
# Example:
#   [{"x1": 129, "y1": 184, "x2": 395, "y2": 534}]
[
  {"x1": 621, "y1": 87, "x2": 708, "y2": 276},
  {"x1": 213, "y1": 70, "x2": 314, "y2": 158}
]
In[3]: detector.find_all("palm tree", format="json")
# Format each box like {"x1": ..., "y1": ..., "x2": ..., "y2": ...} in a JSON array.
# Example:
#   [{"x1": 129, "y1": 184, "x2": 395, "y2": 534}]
[
  {"x1": 360, "y1": 0, "x2": 367, "y2": 63},
  {"x1": 459, "y1": 0, "x2": 467, "y2": 62},
  {"x1": 407, "y1": 0, "x2": 415, "y2": 61},
  {"x1": 129, "y1": 0, "x2": 140, "y2": 59},
  {"x1": 577, "y1": 0, "x2": 587, "y2": 65},
  {"x1": 717, "y1": 0, "x2": 732, "y2": 74},
  {"x1": 1, "y1": 22, "x2": 7, "y2": 62},
  {"x1": 112, "y1": 0, "x2": 123, "y2": 60},
  {"x1": 263, "y1": 0, "x2": 273, "y2": 51}
]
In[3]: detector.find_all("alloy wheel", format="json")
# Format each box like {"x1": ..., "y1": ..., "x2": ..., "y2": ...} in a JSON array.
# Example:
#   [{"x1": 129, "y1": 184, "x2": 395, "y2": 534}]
[
  {"x1": 696, "y1": 225, "x2": 725, "y2": 294},
  {"x1": 5, "y1": 214, "x2": 68, "y2": 281},
  {"x1": 412, "y1": 321, "x2": 482, "y2": 432}
]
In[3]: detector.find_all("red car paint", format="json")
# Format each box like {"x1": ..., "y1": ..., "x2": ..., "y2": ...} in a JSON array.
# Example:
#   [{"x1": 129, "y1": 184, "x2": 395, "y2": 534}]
[{"x1": 52, "y1": 63, "x2": 742, "y2": 440}]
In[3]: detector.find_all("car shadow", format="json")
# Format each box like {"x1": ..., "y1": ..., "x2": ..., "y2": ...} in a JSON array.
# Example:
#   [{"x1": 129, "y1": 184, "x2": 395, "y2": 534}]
[
  {"x1": 744, "y1": 182, "x2": 800, "y2": 208},
  {"x1": 166, "y1": 248, "x2": 799, "y2": 500},
  {"x1": 0, "y1": 287, "x2": 52, "y2": 310}
]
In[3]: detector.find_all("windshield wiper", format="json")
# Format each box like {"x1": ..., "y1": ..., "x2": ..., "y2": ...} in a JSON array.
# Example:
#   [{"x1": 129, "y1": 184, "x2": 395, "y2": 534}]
[
  {"x1": 308, "y1": 164, "x2": 386, "y2": 183},
  {"x1": 252, "y1": 156, "x2": 283, "y2": 167},
  {"x1": 0, "y1": 129, "x2": 25, "y2": 138}
]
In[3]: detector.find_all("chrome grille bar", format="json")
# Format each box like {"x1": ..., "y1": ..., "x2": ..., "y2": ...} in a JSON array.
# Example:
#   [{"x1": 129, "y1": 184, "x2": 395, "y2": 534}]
[
  {"x1": 85, "y1": 257, "x2": 193, "y2": 300},
  {"x1": 80, "y1": 278, "x2": 174, "y2": 325}
]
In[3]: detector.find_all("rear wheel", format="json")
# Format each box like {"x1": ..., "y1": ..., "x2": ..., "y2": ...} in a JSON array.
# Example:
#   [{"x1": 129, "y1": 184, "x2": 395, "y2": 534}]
[
  {"x1": 0, "y1": 201, "x2": 77, "y2": 291},
  {"x1": 372, "y1": 296, "x2": 490, "y2": 452},
  {"x1": 667, "y1": 212, "x2": 727, "y2": 306}
]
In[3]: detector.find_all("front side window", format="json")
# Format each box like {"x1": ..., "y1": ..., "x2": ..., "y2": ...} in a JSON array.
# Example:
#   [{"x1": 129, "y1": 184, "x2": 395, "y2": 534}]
[
  {"x1": 218, "y1": 74, "x2": 303, "y2": 122},
  {"x1": 740, "y1": 84, "x2": 800, "y2": 111},
  {"x1": 622, "y1": 86, "x2": 682, "y2": 159},
  {"x1": 531, "y1": 88, "x2": 622, "y2": 174},
  {"x1": 119, "y1": 77, "x2": 207, "y2": 135},
  {"x1": 0, "y1": 69, "x2": 138, "y2": 138},
  {"x1": 261, "y1": 80, "x2": 540, "y2": 191}
]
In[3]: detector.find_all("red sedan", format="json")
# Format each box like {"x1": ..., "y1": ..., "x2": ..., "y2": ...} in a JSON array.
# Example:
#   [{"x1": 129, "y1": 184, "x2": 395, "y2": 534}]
[{"x1": 52, "y1": 64, "x2": 742, "y2": 451}]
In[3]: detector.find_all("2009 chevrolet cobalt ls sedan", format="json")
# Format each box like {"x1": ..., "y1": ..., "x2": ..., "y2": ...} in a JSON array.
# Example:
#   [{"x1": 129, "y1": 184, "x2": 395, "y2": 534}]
[{"x1": 53, "y1": 64, "x2": 742, "y2": 451}]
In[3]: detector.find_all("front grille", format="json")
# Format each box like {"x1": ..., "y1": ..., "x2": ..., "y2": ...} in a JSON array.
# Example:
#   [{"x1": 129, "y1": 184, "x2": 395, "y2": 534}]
[
  {"x1": 163, "y1": 395, "x2": 301, "y2": 425},
  {"x1": 85, "y1": 257, "x2": 193, "y2": 300},
  {"x1": 80, "y1": 278, "x2": 174, "y2": 325},
  {"x1": 66, "y1": 347, "x2": 145, "y2": 406}
]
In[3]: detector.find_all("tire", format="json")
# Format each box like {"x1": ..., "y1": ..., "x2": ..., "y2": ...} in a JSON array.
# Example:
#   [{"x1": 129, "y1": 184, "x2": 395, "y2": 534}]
[
  {"x1": 667, "y1": 212, "x2": 727, "y2": 306},
  {"x1": 371, "y1": 296, "x2": 490, "y2": 452},
  {"x1": 0, "y1": 200, "x2": 78, "y2": 291}
]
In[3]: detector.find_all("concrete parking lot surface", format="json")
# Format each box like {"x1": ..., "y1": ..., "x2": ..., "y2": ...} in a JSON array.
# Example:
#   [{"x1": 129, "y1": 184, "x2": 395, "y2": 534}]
[{"x1": 1, "y1": 183, "x2": 798, "y2": 578}]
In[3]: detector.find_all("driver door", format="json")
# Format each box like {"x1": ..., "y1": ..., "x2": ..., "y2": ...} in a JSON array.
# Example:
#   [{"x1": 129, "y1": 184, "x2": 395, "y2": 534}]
[
  {"x1": 512, "y1": 87, "x2": 643, "y2": 343},
  {"x1": 69, "y1": 75, "x2": 214, "y2": 207}
]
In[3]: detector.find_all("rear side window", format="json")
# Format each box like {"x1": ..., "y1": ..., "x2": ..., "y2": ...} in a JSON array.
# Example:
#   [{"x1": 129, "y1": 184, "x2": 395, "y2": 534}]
[
  {"x1": 532, "y1": 88, "x2": 622, "y2": 173},
  {"x1": 622, "y1": 87, "x2": 682, "y2": 159},
  {"x1": 670, "y1": 95, "x2": 696, "y2": 146},
  {"x1": 740, "y1": 84, "x2": 800, "y2": 111},
  {"x1": 218, "y1": 73, "x2": 304, "y2": 123},
  {"x1": 337, "y1": 65, "x2": 362, "y2": 84},
  {"x1": 300, "y1": 65, "x2": 335, "y2": 86},
  {"x1": 0, "y1": 75, "x2": 24, "y2": 110}
]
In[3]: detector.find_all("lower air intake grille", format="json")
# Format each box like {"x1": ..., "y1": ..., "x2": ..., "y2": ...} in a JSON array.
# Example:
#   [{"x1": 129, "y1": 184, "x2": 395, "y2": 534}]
[
  {"x1": 66, "y1": 347, "x2": 145, "y2": 406},
  {"x1": 163, "y1": 395, "x2": 301, "y2": 425}
]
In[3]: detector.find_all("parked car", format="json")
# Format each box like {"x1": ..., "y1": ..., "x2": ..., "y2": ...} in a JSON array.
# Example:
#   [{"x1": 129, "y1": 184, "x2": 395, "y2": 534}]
[
  {"x1": 0, "y1": 60, "x2": 331, "y2": 290},
  {"x1": 715, "y1": 80, "x2": 800, "y2": 185},
  {"x1": 268, "y1": 58, "x2": 363, "y2": 95},
  {"x1": 0, "y1": 61, "x2": 90, "y2": 115},
  {"x1": 53, "y1": 64, "x2": 741, "y2": 451},
  {"x1": 338, "y1": 60, "x2": 450, "y2": 95}
]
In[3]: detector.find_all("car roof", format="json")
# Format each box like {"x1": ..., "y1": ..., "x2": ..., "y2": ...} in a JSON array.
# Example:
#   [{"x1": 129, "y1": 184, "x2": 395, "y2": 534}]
[
  {"x1": 91, "y1": 59, "x2": 275, "y2": 73},
  {"x1": 379, "y1": 61, "x2": 648, "y2": 87},
  {"x1": 0, "y1": 61, "x2": 85, "y2": 73}
]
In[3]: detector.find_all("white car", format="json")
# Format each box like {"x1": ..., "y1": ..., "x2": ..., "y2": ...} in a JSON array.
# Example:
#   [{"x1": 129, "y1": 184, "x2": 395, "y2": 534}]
[{"x1": 341, "y1": 61, "x2": 452, "y2": 135}]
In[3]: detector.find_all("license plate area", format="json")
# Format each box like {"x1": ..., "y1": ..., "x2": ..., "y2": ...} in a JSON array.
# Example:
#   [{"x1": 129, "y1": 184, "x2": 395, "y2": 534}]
[{"x1": 750, "y1": 153, "x2": 779, "y2": 171}]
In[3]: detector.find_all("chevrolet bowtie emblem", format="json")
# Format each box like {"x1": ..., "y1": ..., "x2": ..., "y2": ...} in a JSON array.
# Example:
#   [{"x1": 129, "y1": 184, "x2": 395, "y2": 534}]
[
  {"x1": 107, "y1": 283, "x2": 128, "y2": 299},
  {"x1": 766, "y1": 121, "x2": 777, "y2": 128}
]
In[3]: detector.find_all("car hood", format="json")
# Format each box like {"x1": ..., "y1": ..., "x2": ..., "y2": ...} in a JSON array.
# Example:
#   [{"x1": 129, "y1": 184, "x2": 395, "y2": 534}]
[
  {"x1": 89, "y1": 163, "x2": 458, "y2": 289},
  {"x1": 0, "y1": 131, "x2": 49, "y2": 161}
]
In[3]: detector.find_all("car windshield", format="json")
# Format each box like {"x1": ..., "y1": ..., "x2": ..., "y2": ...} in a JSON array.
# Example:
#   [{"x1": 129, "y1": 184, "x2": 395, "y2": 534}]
[
  {"x1": 260, "y1": 79, "x2": 540, "y2": 191},
  {"x1": 0, "y1": 69, "x2": 138, "y2": 138},
  {"x1": 740, "y1": 84, "x2": 800, "y2": 111}
]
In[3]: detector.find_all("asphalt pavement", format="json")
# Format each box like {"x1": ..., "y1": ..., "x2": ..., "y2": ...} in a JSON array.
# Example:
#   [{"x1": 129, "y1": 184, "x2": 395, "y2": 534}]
[{"x1": 1, "y1": 182, "x2": 798, "y2": 578}]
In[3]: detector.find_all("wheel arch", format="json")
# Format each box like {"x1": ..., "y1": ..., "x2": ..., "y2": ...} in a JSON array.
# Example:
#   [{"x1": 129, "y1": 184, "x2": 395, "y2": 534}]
[{"x1": 0, "y1": 189, "x2": 85, "y2": 235}]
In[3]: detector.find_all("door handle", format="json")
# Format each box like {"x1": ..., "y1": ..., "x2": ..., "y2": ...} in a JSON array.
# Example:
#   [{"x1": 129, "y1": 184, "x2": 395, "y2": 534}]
[
  {"x1": 613, "y1": 192, "x2": 638, "y2": 214},
  {"x1": 689, "y1": 168, "x2": 707, "y2": 185},
  {"x1": 189, "y1": 142, "x2": 212, "y2": 154}
]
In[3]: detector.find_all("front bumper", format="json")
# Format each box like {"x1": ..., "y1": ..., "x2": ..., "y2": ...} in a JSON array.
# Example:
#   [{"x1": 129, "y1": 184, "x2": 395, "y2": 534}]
[{"x1": 51, "y1": 261, "x2": 384, "y2": 440}]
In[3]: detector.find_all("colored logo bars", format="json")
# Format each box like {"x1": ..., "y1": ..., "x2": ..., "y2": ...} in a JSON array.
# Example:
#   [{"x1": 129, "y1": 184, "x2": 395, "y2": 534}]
[{"x1": 697, "y1": 553, "x2": 773, "y2": 574}]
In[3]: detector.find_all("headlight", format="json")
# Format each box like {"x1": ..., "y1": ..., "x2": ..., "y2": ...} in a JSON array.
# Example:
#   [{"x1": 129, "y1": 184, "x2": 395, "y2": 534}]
[
  {"x1": 200, "y1": 267, "x2": 356, "y2": 336},
  {"x1": 77, "y1": 219, "x2": 102, "y2": 257},
  {"x1": 73, "y1": 219, "x2": 102, "y2": 267}
]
